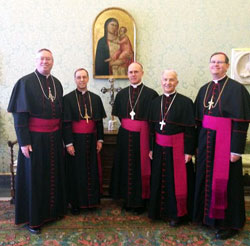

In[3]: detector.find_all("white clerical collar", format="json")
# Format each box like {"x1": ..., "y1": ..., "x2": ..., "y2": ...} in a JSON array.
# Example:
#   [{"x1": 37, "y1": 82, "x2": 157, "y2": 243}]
[
  {"x1": 213, "y1": 75, "x2": 227, "y2": 84},
  {"x1": 36, "y1": 70, "x2": 51, "y2": 79},
  {"x1": 164, "y1": 91, "x2": 176, "y2": 97},
  {"x1": 130, "y1": 81, "x2": 142, "y2": 88},
  {"x1": 77, "y1": 89, "x2": 88, "y2": 95}
]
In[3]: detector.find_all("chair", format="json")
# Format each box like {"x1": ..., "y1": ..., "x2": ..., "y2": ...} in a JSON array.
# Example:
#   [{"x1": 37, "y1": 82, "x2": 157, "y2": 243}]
[{"x1": 7, "y1": 140, "x2": 18, "y2": 204}]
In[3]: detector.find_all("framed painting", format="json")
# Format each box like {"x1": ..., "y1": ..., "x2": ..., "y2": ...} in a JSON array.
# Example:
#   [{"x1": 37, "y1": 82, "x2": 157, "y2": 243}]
[{"x1": 93, "y1": 7, "x2": 136, "y2": 79}]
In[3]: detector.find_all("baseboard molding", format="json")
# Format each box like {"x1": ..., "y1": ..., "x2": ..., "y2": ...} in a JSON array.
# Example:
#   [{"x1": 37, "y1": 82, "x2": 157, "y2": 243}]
[{"x1": 0, "y1": 197, "x2": 11, "y2": 201}]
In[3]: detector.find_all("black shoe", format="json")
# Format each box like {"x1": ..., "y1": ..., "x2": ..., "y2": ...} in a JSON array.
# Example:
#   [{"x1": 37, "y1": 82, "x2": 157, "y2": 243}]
[
  {"x1": 25, "y1": 224, "x2": 41, "y2": 234},
  {"x1": 169, "y1": 220, "x2": 179, "y2": 227},
  {"x1": 71, "y1": 207, "x2": 80, "y2": 215},
  {"x1": 215, "y1": 229, "x2": 239, "y2": 240},
  {"x1": 57, "y1": 215, "x2": 64, "y2": 220},
  {"x1": 133, "y1": 207, "x2": 146, "y2": 215},
  {"x1": 122, "y1": 205, "x2": 133, "y2": 212},
  {"x1": 169, "y1": 215, "x2": 189, "y2": 227}
]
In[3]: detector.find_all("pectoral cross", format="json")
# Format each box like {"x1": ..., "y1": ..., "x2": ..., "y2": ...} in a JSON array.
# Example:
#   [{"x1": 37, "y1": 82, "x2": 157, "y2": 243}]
[
  {"x1": 130, "y1": 110, "x2": 135, "y2": 120},
  {"x1": 159, "y1": 120, "x2": 166, "y2": 130},
  {"x1": 84, "y1": 104, "x2": 90, "y2": 123},
  {"x1": 48, "y1": 87, "x2": 55, "y2": 102},
  {"x1": 208, "y1": 95, "x2": 214, "y2": 110}
]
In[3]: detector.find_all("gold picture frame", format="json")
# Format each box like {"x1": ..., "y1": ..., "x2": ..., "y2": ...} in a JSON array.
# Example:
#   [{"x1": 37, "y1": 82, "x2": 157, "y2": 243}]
[{"x1": 93, "y1": 7, "x2": 136, "y2": 79}]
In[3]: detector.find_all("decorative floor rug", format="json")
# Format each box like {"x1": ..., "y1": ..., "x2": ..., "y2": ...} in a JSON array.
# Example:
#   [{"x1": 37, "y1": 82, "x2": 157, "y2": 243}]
[{"x1": 0, "y1": 199, "x2": 250, "y2": 245}]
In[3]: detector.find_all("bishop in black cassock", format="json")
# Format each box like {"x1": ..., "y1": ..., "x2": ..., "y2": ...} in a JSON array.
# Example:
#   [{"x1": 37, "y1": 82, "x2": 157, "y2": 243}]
[
  {"x1": 7, "y1": 49, "x2": 66, "y2": 234},
  {"x1": 63, "y1": 68, "x2": 106, "y2": 214},
  {"x1": 148, "y1": 70, "x2": 196, "y2": 227},
  {"x1": 110, "y1": 63, "x2": 158, "y2": 213},
  {"x1": 193, "y1": 52, "x2": 250, "y2": 240}
]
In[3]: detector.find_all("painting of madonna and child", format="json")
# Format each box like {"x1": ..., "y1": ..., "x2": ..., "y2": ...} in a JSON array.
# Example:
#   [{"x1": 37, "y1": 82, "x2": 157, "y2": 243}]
[{"x1": 93, "y1": 8, "x2": 136, "y2": 79}]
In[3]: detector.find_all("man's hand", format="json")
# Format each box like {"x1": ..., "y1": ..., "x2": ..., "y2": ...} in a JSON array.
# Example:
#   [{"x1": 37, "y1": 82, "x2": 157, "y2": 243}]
[
  {"x1": 21, "y1": 145, "x2": 32, "y2": 158},
  {"x1": 97, "y1": 141, "x2": 103, "y2": 153},
  {"x1": 230, "y1": 153, "x2": 241, "y2": 163},
  {"x1": 185, "y1": 154, "x2": 192, "y2": 163},
  {"x1": 67, "y1": 145, "x2": 75, "y2": 156},
  {"x1": 149, "y1": 151, "x2": 153, "y2": 160}
]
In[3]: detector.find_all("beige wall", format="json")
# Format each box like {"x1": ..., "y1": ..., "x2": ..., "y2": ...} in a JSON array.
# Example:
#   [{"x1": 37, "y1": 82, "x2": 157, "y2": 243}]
[{"x1": 0, "y1": 0, "x2": 250, "y2": 173}]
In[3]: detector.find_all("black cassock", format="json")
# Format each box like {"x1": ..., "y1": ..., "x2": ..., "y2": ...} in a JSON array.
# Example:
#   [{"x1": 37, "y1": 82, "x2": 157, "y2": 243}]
[
  {"x1": 7, "y1": 70, "x2": 66, "y2": 227},
  {"x1": 193, "y1": 76, "x2": 250, "y2": 229},
  {"x1": 110, "y1": 84, "x2": 158, "y2": 207},
  {"x1": 148, "y1": 93, "x2": 196, "y2": 221},
  {"x1": 63, "y1": 90, "x2": 106, "y2": 208}
]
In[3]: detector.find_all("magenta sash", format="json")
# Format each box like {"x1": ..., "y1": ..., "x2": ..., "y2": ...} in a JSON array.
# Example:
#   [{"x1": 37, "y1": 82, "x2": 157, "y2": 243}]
[
  {"x1": 156, "y1": 132, "x2": 187, "y2": 217},
  {"x1": 29, "y1": 117, "x2": 60, "y2": 132},
  {"x1": 72, "y1": 120, "x2": 96, "y2": 133},
  {"x1": 72, "y1": 120, "x2": 103, "y2": 194},
  {"x1": 121, "y1": 118, "x2": 151, "y2": 199},
  {"x1": 203, "y1": 115, "x2": 231, "y2": 219}
]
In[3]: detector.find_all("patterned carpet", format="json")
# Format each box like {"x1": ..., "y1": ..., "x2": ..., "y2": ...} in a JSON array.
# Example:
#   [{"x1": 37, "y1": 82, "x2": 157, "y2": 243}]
[{"x1": 0, "y1": 199, "x2": 250, "y2": 245}]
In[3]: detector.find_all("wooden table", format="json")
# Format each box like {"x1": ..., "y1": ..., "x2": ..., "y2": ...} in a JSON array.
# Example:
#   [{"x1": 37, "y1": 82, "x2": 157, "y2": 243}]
[{"x1": 100, "y1": 129, "x2": 118, "y2": 196}]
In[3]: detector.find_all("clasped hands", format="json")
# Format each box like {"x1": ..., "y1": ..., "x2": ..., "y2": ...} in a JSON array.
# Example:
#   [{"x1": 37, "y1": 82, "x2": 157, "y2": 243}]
[
  {"x1": 66, "y1": 141, "x2": 103, "y2": 156},
  {"x1": 149, "y1": 151, "x2": 192, "y2": 163}
]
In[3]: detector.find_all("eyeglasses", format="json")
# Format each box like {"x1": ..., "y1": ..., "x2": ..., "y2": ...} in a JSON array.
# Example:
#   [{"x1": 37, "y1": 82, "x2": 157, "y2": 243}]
[{"x1": 210, "y1": 61, "x2": 227, "y2": 64}]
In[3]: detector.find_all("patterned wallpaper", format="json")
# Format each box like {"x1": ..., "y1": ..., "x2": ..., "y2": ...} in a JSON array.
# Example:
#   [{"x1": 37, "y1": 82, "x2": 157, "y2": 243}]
[{"x1": 0, "y1": 0, "x2": 250, "y2": 173}]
